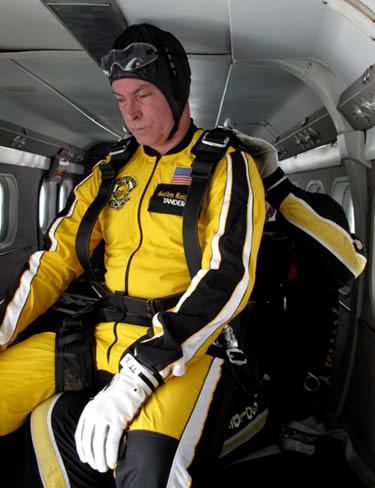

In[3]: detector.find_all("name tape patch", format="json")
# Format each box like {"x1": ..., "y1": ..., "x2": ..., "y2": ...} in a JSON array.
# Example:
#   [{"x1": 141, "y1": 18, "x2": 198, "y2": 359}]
[{"x1": 148, "y1": 184, "x2": 189, "y2": 216}]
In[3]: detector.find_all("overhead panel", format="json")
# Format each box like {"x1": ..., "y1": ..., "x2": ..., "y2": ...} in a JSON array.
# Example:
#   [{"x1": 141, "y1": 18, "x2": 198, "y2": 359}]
[
  {"x1": 338, "y1": 64, "x2": 375, "y2": 129},
  {"x1": 0, "y1": 117, "x2": 85, "y2": 160},
  {"x1": 274, "y1": 63, "x2": 375, "y2": 160},
  {"x1": 42, "y1": 0, "x2": 126, "y2": 64},
  {"x1": 274, "y1": 108, "x2": 337, "y2": 160}
]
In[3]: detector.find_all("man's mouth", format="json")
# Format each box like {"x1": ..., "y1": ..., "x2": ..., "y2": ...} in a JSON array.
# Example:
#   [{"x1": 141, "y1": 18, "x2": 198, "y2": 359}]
[{"x1": 132, "y1": 127, "x2": 148, "y2": 132}]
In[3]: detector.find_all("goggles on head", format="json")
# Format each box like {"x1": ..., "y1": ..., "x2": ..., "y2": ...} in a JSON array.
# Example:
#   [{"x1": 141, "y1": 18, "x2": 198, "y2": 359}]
[{"x1": 101, "y1": 42, "x2": 159, "y2": 77}]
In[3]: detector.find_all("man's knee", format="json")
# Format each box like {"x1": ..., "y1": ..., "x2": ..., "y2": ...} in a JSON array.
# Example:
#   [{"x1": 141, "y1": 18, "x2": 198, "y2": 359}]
[
  {"x1": 0, "y1": 332, "x2": 56, "y2": 435},
  {"x1": 115, "y1": 430, "x2": 179, "y2": 488},
  {"x1": 33, "y1": 391, "x2": 114, "y2": 488}
]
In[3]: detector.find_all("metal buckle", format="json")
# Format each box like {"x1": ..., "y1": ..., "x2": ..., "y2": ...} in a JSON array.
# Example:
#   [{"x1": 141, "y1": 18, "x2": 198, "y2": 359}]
[
  {"x1": 201, "y1": 131, "x2": 230, "y2": 148},
  {"x1": 221, "y1": 324, "x2": 248, "y2": 365},
  {"x1": 146, "y1": 298, "x2": 161, "y2": 315},
  {"x1": 303, "y1": 372, "x2": 320, "y2": 392},
  {"x1": 109, "y1": 146, "x2": 127, "y2": 156},
  {"x1": 226, "y1": 347, "x2": 248, "y2": 366}
]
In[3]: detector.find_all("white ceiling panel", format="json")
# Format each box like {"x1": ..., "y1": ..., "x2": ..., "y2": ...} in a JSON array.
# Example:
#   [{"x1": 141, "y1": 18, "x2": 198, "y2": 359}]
[
  {"x1": 0, "y1": 0, "x2": 374, "y2": 152},
  {"x1": 117, "y1": 0, "x2": 231, "y2": 54},
  {"x1": 230, "y1": 0, "x2": 375, "y2": 86},
  {"x1": 0, "y1": 0, "x2": 81, "y2": 50},
  {"x1": 218, "y1": 64, "x2": 323, "y2": 139},
  {"x1": 0, "y1": 52, "x2": 123, "y2": 148}
]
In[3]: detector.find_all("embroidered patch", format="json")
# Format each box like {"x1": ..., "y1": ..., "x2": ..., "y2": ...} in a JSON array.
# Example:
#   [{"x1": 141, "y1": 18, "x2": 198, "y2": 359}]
[
  {"x1": 148, "y1": 184, "x2": 189, "y2": 216},
  {"x1": 171, "y1": 167, "x2": 192, "y2": 184},
  {"x1": 108, "y1": 175, "x2": 137, "y2": 210}
]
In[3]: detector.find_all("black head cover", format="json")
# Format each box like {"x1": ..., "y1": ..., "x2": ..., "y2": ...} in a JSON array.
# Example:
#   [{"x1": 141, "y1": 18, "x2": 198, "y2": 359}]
[{"x1": 109, "y1": 23, "x2": 191, "y2": 128}]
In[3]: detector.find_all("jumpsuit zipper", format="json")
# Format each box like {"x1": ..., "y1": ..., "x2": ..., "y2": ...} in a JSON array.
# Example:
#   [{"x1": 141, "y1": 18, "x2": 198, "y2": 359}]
[
  {"x1": 107, "y1": 155, "x2": 160, "y2": 364},
  {"x1": 124, "y1": 155, "x2": 160, "y2": 294}
]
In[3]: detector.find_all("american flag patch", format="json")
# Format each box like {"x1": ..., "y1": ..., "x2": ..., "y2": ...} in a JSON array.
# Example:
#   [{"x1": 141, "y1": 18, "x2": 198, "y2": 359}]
[{"x1": 171, "y1": 167, "x2": 192, "y2": 184}]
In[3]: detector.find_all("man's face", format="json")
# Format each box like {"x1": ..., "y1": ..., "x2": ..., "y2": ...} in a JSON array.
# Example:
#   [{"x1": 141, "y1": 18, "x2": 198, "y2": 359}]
[{"x1": 111, "y1": 78, "x2": 174, "y2": 150}]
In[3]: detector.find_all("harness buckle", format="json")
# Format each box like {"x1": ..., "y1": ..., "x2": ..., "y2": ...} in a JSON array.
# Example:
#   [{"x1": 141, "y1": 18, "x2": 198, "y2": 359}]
[
  {"x1": 222, "y1": 324, "x2": 248, "y2": 365},
  {"x1": 146, "y1": 298, "x2": 161, "y2": 315},
  {"x1": 201, "y1": 131, "x2": 230, "y2": 148},
  {"x1": 109, "y1": 136, "x2": 134, "y2": 156},
  {"x1": 226, "y1": 347, "x2": 248, "y2": 366}
]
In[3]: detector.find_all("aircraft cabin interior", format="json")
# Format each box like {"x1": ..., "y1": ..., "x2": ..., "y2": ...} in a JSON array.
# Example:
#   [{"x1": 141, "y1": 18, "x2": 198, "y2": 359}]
[{"x1": 1, "y1": 0, "x2": 375, "y2": 486}]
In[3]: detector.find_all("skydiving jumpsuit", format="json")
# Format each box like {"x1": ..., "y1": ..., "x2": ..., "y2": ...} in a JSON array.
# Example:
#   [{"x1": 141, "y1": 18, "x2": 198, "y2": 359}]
[{"x1": 0, "y1": 123, "x2": 266, "y2": 487}]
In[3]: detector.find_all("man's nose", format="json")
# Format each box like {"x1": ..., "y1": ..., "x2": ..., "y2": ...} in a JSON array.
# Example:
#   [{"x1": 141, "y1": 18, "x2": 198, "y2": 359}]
[{"x1": 125, "y1": 99, "x2": 141, "y2": 120}]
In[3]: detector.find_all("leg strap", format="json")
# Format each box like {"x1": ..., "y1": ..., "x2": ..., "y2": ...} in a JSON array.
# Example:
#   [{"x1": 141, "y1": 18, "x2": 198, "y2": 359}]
[
  {"x1": 54, "y1": 291, "x2": 183, "y2": 392},
  {"x1": 55, "y1": 318, "x2": 96, "y2": 392}
]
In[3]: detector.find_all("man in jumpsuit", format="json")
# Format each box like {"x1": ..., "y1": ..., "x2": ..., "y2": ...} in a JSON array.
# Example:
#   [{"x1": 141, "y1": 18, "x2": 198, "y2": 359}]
[
  {"x1": 0, "y1": 23, "x2": 266, "y2": 487},
  {"x1": 0, "y1": 23, "x2": 367, "y2": 487}
]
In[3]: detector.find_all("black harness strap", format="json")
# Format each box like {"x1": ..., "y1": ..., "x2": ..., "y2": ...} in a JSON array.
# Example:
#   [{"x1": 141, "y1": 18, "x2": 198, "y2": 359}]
[
  {"x1": 57, "y1": 128, "x2": 246, "y2": 393},
  {"x1": 183, "y1": 128, "x2": 232, "y2": 278},
  {"x1": 58, "y1": 129, "x2": 238, "y2": 393},
  {"x1": 75, "y1": 137, "x2": 138, "y2": 296},
  {"x1": 75, "y1": 163, "x2": 114, "y2": 296},
  {"x1": 76, "y1": 128, "x2": 233, "y2": 290}
]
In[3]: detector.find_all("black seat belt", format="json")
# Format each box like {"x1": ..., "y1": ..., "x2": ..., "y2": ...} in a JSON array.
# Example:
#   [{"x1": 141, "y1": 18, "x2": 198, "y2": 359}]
[{"x1": 75, "y1": 136, "x2": 139, "y2": 297}]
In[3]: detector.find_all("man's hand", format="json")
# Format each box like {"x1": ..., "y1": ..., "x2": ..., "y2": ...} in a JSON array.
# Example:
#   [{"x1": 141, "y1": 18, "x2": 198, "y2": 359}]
[
  {"x1": 75, "y1": 353, "x2": 162, "y2": 472},
  {"x1": 232, "y1": 129, "x2": 279, "y2": 179}
]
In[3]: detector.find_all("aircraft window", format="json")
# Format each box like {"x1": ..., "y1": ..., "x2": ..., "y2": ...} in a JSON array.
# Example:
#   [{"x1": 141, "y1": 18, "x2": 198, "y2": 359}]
[
  {"x1": 306, "y1": 180, "x2": 324, "y2": 193},
  {"x1": 39, "y1": 180, "x2": 58, "y2": 233},
  {"x1": 342, "y1": 185, "x2": 355, "y2": 233},
  {"x1": 370, "y1": 196, "x2": 375, "y2": 319},
  {"x1": 39, "y1": 181, "x2": 48, "y2": 233},
  {"x1": 331, "y1": 177, "x2": 355, "y2": 233},
  {"x1": 0, "y1": 180, "x2": 7, "y2": 242},
  {"x1": 0, "y1": 174, "x2": 18, "y2": 248},
  {"x1": 58, "y1": 178, "x2": 74, "y2": 212}
]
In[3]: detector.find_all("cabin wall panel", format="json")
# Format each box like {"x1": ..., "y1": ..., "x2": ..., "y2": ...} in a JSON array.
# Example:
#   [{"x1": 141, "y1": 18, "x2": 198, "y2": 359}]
[{"x1": 286, "y1": 165, "x2": 347, "y2": 192}]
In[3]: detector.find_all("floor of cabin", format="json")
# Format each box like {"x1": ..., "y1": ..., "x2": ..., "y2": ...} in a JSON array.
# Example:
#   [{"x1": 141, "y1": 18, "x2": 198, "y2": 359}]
[
  {"x1": 1, "y1": 424, "x2": 369, "y2": 487},
  {"x1": 218, "y1": 442, "x2": 368, "y2": 487}
]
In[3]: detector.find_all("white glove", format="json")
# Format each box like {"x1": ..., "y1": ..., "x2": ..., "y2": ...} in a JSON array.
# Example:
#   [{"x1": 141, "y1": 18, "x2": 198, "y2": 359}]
[
  {"x1": 75, "y1": 353, "x2": 162, "y2": 472},
  {"x1": 231, "y1": 129, "x2": 279, "y2": 179}
]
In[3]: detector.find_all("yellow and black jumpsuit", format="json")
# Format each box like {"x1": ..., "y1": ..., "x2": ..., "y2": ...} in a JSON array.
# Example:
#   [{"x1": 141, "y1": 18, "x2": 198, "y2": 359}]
[{"x1": 0, "y1": 124, "x2": 266, "y2": 487}]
